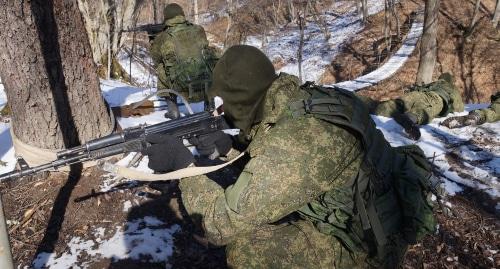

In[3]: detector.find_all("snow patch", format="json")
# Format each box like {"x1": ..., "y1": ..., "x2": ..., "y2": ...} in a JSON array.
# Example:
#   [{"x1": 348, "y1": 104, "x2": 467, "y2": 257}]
[
  {"x1": 32, "y1": 217, "x2": 180, "y2": 269},
  {"x1": 123, "y1": 200, "x2": 133, "y2": 212}
]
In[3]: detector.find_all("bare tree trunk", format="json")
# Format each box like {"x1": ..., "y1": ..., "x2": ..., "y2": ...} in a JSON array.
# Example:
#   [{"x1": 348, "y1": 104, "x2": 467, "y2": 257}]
[
  {"x1": 308, "y1": 0, "x2": 330, "y2": 40},
  {"x1": 272, "y1": 0, "x2": 282, "y2": 26},
  {"x1": 384, "y1": 0, "x2": 391, "y2": 50},
  {"x1": 289, "y1": 0, "x2": 296, "y2": 23},
  {"x1": 493, "y1": 0, "x2": 500, "y2": 27},
  {"x1": 193, "y1": 0, "x2": 199, "y2": 24},
  {"x1": 77, "y1": 0, "x2": 139, "y2": 66},
  {"x1": 392, "y1": 0, "x2": 400, "y2": 40},
  {"x1": 416, "y1": 0, "x2": 440, "y2": 84},
  {"x1": 469, "y1": 0, "x2": 481, "y2": 31},
  {"x1": 357, "y1": 0, "x2": 362, "y2": 19},
  {"x1": 362, "y1": 0, "x2": 368, "y2": 22},
  {"x1": 153, "y1": 0, "x2": 158, "y2": 23},
  {"x1": 0, "y1": 0, "x2": 112, "y2": 149},
  {"x1": 298, "y1": 13, "x2": 305, "y2": 84},
  {"x1": 224, "y1": 0, "x2": 233, "y2": 50}
]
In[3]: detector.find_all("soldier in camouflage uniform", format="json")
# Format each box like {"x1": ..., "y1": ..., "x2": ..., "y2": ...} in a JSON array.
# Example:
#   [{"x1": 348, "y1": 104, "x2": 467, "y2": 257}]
[
  {"x1": 441, "y1": 91, "x2": 500, "y2": 128},
  {"x1": 359, "y1": 73, "x2": 464, "y2": 140},
  {"x1": 143, "y1": 45, "x2": 437, "y2": 268},
  {"x1": 150, "y1": 3, "x2": 218, "y2": 117}
]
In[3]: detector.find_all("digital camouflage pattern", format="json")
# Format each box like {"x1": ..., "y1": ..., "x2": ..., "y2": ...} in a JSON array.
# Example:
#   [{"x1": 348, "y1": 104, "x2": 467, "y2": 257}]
[
  {"x1": 472, "y1": 91, "x2": 500, "y2": 123},
  {"x1": 179, "y1": 73, "x2": 435, "y2": 268},
  {"x1": 365, "y1": 75, "x2": 464, "y2": 125},
  {"x1": 442, "y1": 91, "x2": 500, "y2": 128},
  {"x1": 150, "y1": 15, "x2": 218, "y2": 102}
]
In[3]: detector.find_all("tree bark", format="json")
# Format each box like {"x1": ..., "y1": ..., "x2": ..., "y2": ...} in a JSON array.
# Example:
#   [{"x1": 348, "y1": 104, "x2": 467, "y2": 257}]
[
  {"x1": 298, "y1": 13, "x2": 305, "y2": 84},
  {"x1": 469, "y1": 0, "x2": 481, "y2": 31},
  {"x1": 416, "y1": 0, "x2": 440, "y2": 84},
  {"x1": 0, "y1": 0, "x2": 113, "y2": 149},
  {"x1": 361, "y1": 0, "x2": 368, "y2": 22},
  {"x1": 193, "y1": 0, "x2": 199, "y2": 24},
  {"x1": 492, "y1": 0, "x2": 499, "y2": 27}
]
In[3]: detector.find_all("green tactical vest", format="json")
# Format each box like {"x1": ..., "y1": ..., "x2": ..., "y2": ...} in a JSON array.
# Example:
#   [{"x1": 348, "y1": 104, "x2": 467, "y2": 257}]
[
  {"x1": 290, "y1": 83, "x2": 436, "y2": 261},
  {"x1": 167, "y1": 23, "x2": 216, "y2": 100}
]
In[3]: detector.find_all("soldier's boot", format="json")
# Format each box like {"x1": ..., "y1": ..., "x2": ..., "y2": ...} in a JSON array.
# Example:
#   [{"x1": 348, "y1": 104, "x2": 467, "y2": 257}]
[
  {"x1": 164, "y1": 96, "x2": 180, "y2": 119},
  {"x1": 394, "y1": 112, "x2": 421, "y2": 140},
  {"x1": 441, "y1": 115, "x2": 467, "y2": 129},
  {"x1": 464, "y1": 111, "x2": 485, "y2": 126}
]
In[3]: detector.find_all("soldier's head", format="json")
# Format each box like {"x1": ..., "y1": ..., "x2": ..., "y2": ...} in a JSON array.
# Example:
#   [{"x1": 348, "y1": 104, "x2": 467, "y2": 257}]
[
  {"x1": 439, "y1": 72, "x2": 455, "y2": 84},
  {"x1": 163, "y1": 3, "x2": 185, "y2": 21},
  {"x1": 209, "y1": 45, "x2": 277, "y2": 139}
]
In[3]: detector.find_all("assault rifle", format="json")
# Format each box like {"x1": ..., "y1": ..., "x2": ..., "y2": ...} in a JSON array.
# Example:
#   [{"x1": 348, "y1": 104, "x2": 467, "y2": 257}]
[
  {"x1": 122, "y1": 23, "x2": 165, "y2": 39},
  {"x1": 0, "y1": 111, "x2": 225, "y2": 182}
]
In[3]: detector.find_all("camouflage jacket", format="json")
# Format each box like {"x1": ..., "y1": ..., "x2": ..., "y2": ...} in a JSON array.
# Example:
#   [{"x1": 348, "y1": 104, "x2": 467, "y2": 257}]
[
  {"x1": 179, "y1": 73, "x2": 364, "y2": 245},
  {"x1": 410, "y1": 78, "x2": 464, "y2": 115}
]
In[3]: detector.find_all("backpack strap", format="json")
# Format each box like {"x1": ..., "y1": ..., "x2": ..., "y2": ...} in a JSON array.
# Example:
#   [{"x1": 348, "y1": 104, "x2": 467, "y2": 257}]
[{"x1": 289, "y1": 84, "x2": 398, "y2": 251}]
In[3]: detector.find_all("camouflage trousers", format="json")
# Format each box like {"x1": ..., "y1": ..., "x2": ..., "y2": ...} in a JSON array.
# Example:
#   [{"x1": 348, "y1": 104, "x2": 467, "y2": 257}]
[
  {"x1": 156, "y1": 64, "x2": 208, "y2": 103},
  {"x1": 225, "y1": 219, "x2": 368, "y2": 269},
  {"x1": 359, "y1": 91, "x2": 445, "y2": 125}
]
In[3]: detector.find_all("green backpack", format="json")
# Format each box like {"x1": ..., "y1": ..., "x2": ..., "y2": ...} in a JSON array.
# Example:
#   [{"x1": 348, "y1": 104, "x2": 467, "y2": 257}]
[
  {"x1": 291, "y1": 83, "x2": 437, "y2": 264},
  {"x1": 168, "y1": 24, "x2": 217, "y2": 100}
]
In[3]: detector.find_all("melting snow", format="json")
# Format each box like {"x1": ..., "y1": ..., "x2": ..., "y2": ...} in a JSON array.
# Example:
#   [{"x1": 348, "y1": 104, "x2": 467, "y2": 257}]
[{"x1": 32, "y1": 217, "x2": 180, "y2": 269}]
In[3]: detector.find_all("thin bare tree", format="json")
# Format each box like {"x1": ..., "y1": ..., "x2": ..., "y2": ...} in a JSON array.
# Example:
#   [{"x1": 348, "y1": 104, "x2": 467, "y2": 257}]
[
  {"x1": 298, "y1": 11, "x2": 305, "y2": 83},
  {"x1": 469, "y1": 0, "x2": 481, "y2": 31},
  {"x1": 416, "y1": 0, "x2": 441, "y2": 84},
  {"x1": 493, "y1": 0, "x2": 500, "y2": 27}
]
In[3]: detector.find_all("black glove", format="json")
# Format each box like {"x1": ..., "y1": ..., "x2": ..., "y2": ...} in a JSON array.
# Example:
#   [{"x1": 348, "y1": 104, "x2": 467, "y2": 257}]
[
  {"x1": 142, "y1": 134, "x2": 194, "y2": 173},
  {"x1": 188, "y1": 131, "x2": 233, "y2": 159}
]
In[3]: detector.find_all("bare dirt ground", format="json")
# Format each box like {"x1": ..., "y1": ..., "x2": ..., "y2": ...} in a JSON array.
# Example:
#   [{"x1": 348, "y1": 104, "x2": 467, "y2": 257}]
[{"x1": 1, "y1": 168, "x2": 226, "y2": 268}]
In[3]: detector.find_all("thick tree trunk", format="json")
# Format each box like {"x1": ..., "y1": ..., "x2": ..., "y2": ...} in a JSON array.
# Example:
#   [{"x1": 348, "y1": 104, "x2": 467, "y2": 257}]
[
  {"x1": 416, "y1": 0, "x2": 440, "y2": 84},
  {"x1": 0, "y1": 0, "x2": 113, "y2": 149}
]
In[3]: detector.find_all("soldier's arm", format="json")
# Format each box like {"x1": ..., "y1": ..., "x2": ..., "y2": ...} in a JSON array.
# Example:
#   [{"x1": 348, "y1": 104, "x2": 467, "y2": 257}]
[{"x1": 179, "y1": 116, "x2": 363, "y2": 245}]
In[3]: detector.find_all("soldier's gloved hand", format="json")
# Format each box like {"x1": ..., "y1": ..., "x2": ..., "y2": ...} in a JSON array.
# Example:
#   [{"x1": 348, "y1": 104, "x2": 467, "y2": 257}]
[
  {"x1": 189, "y1": 131, "x2": 232, "y2": 160},
  {"x1": 142, "y1": 134, "x2": 194, "y2": 173}
]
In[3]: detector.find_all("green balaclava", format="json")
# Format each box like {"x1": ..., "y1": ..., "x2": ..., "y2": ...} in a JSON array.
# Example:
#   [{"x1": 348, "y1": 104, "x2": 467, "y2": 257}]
[
  {"x1": 164, "y1": 3, "x2": 185, "y2": 21},
  {"x1": 209, "y1": 45, "x2": 277, "y2": 141}
]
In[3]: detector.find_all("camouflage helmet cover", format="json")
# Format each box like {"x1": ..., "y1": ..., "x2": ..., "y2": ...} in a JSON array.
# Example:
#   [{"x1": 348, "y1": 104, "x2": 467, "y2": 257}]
[{"x1": 164, "y1": 3, "x2": 185, "y2": 21}]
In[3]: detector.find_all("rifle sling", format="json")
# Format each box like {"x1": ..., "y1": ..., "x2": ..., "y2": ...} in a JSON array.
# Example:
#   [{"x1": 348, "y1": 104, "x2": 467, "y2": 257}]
[{"x1": 100, "y1": 151, "x2": 245, "y2": 181}]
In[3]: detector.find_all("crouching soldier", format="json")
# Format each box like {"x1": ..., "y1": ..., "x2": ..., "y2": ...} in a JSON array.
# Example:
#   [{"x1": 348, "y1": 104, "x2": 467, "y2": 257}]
[
  {"x1": 143, "y1": 45, "x2": 438, "y2": 268},
  {"x1": 150, "y1": 3, "x2": 218, "y2": 118}
]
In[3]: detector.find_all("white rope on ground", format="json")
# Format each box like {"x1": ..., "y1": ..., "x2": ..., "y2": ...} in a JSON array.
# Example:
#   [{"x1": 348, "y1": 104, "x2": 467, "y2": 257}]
[{"x1": 328, "y1": 9, "x2": 424, "y2": 92}]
